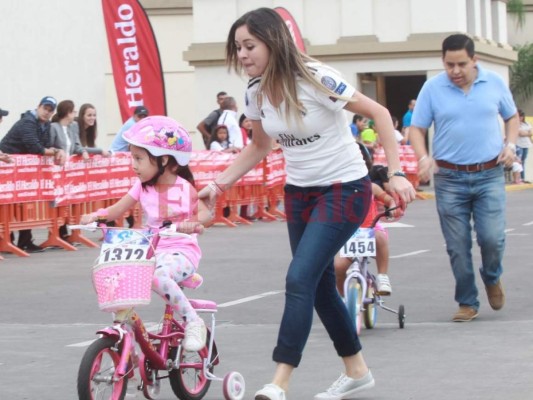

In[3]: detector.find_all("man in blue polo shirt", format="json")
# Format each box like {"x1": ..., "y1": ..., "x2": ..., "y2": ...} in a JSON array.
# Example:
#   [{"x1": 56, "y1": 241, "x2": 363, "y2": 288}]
[{"x1": 409, "y1": 34, "x2": 519, "y2": 323}]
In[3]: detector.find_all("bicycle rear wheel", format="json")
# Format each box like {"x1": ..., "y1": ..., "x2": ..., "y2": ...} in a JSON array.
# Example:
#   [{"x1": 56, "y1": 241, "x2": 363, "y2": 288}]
[
  {"x1": 77, "y1": 336, "x2": 128, "y2": 400},
  {"x1": 363, "y1": 284, "x2": 377, "y2": 329},
  {"x1": 346, "y1": 278, "x2": 363, "y2": 335},
  {"x1": 169, "y1": 330, "x2": 215, "y2": 400}
]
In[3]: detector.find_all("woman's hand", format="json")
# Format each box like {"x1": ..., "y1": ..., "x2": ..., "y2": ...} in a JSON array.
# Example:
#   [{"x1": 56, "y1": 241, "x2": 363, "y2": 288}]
[
  {"x1": 198, "y1": 181, "x2": 223, "y2": 214},
  {"x1": 388, "y1": 176, "x2": 416, "y2": 207}
]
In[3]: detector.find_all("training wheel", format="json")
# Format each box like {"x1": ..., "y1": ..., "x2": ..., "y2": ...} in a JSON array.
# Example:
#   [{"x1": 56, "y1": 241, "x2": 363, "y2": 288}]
[
  {"x1": 398, "y1": 304, "x2": 406, "y2": 329},
  {"x1": 223, "y1": 371, "x2": 245, "y2": 400}
]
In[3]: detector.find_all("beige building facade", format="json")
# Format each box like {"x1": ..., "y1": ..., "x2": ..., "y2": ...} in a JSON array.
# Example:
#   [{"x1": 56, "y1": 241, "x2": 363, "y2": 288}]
[{"x1": 0, "y1": 0, "x2": 531, "y2": 157}]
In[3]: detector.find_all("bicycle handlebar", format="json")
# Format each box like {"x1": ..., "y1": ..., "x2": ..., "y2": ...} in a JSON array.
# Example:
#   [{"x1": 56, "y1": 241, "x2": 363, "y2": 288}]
[
  {"x1": 67, "y1": 222, "x2": 196, "y2": 239},
  {"x1": 369, "y1": 206, "x2": 402, "y2": 228}
]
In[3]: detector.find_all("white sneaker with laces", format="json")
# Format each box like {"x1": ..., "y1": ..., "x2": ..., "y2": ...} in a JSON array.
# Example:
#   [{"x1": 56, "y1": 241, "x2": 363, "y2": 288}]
[
  {"x1": 376, "y1": 274, "x2": 392, "y2": 295},
  {"x1": 182, "y1": 319, "x2": 207, "y2": 352},
  {"x1": 255, "y1": 383, "x2": 286, "y2": 400},
  {"x1": 314, "y1": 371, "x2": 375, "y2": 400}
]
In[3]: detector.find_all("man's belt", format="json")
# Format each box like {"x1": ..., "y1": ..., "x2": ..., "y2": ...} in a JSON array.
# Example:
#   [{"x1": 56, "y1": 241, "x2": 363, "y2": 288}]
[{"x1": 435, "y1": 157, "x2": 499, "y2": 173}]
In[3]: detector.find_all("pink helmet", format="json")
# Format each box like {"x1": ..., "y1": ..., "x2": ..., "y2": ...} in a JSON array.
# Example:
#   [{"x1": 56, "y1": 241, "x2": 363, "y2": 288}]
[{"x1": 123, "y1": 116, "x2": 192, "y2": 166}]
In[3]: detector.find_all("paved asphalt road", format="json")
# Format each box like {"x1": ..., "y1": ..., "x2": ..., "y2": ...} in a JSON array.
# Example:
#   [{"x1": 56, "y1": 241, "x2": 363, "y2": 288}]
[{"x1": 1, "y1": 187, "x2": 532, "y2": 400}]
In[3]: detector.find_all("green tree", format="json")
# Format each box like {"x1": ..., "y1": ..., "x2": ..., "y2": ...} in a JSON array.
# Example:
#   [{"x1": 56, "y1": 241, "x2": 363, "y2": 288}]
[
  {"x1": 510, "y1": 43, "x2": 533, "y2": 102},
  {"x1": 507, "y1": 0, "x2": 532, "y2": 102}
]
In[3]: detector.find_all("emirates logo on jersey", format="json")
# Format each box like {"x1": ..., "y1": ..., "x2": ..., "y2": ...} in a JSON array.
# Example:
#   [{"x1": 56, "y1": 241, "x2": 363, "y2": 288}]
[{"x1": 278, "y1": 133, "x2": 321, "y2": 147}]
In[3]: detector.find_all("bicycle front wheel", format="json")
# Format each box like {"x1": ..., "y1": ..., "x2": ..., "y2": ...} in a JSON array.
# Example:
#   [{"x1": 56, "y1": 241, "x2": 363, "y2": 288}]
[
  {"x1": 169, "y1": 330, "x2": 214, "y2": 400},
  {"x1": 77, "y1": 336, "x2": 128, "y2": 400},
  {"x1": 346, "y1": 278, "x2": 363, "y2": 335}
]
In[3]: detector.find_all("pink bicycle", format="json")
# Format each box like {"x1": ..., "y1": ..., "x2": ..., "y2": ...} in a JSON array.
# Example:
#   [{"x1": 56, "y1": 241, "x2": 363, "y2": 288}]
[{"x1": 70, "y1": 222, "x2": 245, "y2": 400}]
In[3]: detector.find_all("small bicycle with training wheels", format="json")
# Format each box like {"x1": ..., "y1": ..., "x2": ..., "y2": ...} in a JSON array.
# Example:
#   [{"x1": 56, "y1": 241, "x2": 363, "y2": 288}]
[
  {"x1": 70, "y1": 221, "x2": 245, "y2": 400},
  {"x1": 339, "y1": 208, "x2": 406, "y2": 334}
]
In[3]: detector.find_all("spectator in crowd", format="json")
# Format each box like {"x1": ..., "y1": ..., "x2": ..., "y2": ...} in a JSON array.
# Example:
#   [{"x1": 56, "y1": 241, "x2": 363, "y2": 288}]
[
  {"x1": 218, "y1": 96, "x2": 244, "y2": 150},
  {"x1": 77, "y1": 103, "x2": 110, "y2": 157},
  {"x1": 239, "y1": 113, "x2": 252, "y2": 146},
  {"x1": 392, "y1": 116, "x2": 406, "y2": 145},
  {"x1": 50, "y1": 100, "x2": 89, "y2": 160},
  {"x1": 360, "y1": 119, "x2": 379, "y2": 154},
  {"x1": 109, "y1": 105, "x2": 149, "y2": 153},
  {"x1": 402, "y1": 99, "x2": 416, "y2": 134},
  {"x1": 517, "y1": 109, "x2": 532, "y2": 182},
  {"x1": 0, "y1": 96, "x2": 66, "y2": 252},
  {"x1": 209, "y1": 124, "x2": 239, "y2": 153},
  {"x1": 196, "y1": 91, "x2": 227, "y2": 149},
  {"x1": 409, "y1": 34, "x2": 518, "y2": 322},
  {"x1": 0, "y1": 108, "x2": 13, "y2": 163},
  {"x1": 349, "y1": 114, "x2": 366, "y2": 140}
]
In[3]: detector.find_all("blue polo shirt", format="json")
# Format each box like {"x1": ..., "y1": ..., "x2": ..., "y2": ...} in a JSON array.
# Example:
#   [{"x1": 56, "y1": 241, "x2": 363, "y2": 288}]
[{"x1": 411, "y1": 64, "x2": 516, "y2": 165}]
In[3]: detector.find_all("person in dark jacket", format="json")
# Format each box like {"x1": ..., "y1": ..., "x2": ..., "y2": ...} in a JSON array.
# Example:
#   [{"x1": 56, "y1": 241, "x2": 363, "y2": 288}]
[{"x1": 0, "y1": 96, "x2": 66, "y2": 252}]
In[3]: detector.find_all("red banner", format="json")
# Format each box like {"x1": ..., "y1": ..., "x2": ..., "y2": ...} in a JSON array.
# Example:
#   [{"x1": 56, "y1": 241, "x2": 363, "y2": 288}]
[
  {"x1": 274, "y1": 7, "x2": 306, "y2": 53},
  {"x1": 102, "y1": 0, "x2": 167, "y2": 122}
]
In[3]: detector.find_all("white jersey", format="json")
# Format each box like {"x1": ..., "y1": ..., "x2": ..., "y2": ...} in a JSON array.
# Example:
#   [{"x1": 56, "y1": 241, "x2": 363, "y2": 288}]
[{"x1": 245, "y1": 63, "x2": 367, "y2": 186}]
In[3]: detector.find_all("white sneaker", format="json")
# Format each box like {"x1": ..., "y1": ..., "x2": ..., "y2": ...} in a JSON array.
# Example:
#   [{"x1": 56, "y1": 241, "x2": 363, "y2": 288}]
[
  {"x1": 314, "y1": 371, "x2": 375, "y2": 400},
  {"x1": 255, "y1": 383, "x2": 286, "y2": 400},
  {"x1": 376, "y1": 274, "x2": 392, "y2": 295},
  {"x1": 182, "y1": 319, "x2": 207, "y2": 352}
]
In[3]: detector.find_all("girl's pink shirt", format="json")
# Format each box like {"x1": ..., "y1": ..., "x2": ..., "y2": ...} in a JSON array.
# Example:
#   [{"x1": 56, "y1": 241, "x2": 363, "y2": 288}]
[{"x1": 128, "y1": 177, "x2": 201, "y2": 266}]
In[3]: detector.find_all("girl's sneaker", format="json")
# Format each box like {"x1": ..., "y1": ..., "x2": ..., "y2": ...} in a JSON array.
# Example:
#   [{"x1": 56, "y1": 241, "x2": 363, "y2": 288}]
[
  {"x1": 255, "y1": 383, "x2": 286, "y2": 400},
  {"x1": 314, "y1": 371, "x2": 375, "y2": 400},
  {"x1": 182, "y1": 319, "x2": 207, "y2": 351},
  {"x1": 376, "y1": 274, "x2": 392, "y2": 295}
]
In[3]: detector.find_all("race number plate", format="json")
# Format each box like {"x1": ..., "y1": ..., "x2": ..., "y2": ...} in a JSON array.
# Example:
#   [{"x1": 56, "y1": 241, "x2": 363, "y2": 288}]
[
  {"x1": 98, "y1": 229, "x2": 151, "y2": 264},
  {"x1": 340, "y1": 228, "x2": 376, "y2": 257}
]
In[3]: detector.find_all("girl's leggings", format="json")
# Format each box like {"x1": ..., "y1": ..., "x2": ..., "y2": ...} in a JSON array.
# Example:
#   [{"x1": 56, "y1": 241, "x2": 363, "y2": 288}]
[{"x1": 151, "y1": 251, "x2": 200, "y2": 322}]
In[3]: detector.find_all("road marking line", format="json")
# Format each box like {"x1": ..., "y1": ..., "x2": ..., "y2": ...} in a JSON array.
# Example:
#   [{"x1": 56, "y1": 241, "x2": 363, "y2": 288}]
[
  {"x1": 523, "y1": 221, "x2": 533, "y2": 226},
  {"x1": 218, "y1": 291, "x2": 283, "y2": 308},
  {"x1": 380, "y1": 222, "x2": 414, "y2": 228},
  {"x1": 390, "y1": 250, "x2": 430, "y2": 259}
]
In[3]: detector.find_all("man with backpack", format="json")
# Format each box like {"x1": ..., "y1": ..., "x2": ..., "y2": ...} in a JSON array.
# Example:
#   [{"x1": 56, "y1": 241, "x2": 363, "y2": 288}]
[{"x1": 196, "y1": 91, "x2": 227, "y2": 149}]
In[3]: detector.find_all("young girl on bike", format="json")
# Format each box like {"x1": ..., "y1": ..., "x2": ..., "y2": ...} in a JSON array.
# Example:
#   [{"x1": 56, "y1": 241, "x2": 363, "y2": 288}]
[
  {"x1": 80, "y1": 115, "x2": 211, "y2": 352},
  {"x1": 334, "y1": 143, "x2": 403, "y2": 296}
]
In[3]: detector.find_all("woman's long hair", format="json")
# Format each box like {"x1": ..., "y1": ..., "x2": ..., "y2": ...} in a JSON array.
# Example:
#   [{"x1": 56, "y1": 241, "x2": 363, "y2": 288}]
[
  {"x1": 78, "y1": 103, "x2": 97, "y2": 147},
  {"x1": 226, "y1": 7, "x2": 353, "y2": 124}
]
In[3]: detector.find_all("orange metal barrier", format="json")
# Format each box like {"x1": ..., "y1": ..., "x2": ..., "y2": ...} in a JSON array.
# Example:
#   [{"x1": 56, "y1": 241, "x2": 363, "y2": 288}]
[{"x1": 1, "y1": 152, "x2": 286, "y2": 257}]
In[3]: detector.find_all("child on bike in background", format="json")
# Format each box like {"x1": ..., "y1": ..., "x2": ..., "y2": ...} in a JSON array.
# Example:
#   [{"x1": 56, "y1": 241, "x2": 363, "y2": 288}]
[
  {"x1": 80, "y1": 116, "x2": 212, "y2": 352},
  {"x1": 334, "y1": 142, "x2": 403, "y2": 296}
]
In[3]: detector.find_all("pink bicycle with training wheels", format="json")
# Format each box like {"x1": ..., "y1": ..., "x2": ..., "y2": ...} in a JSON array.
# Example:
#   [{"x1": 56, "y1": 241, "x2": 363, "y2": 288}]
[
  {"x1": 70, "y1": 221, "x2": 245, "y2": 400},
  {"x1": 339, "y1": 207, "x2": 406, "y2": 334}
]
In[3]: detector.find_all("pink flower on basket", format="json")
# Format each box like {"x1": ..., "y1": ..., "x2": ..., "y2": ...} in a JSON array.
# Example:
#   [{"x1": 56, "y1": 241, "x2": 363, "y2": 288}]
[{"x1": 103, "y1": 272, "x2": 126, "y2": 302}]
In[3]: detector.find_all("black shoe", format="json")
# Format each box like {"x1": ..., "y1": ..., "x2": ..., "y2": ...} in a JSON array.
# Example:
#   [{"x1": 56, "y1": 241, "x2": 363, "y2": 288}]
[{"x1": 20, "y1": 242, "x2": 45, "y2": 253}]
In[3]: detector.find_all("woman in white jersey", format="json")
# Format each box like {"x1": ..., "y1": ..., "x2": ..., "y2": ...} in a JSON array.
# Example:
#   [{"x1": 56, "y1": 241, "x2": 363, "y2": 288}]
[{"x1": 200, "y1": 8, "x2": 416, "y2": 400}]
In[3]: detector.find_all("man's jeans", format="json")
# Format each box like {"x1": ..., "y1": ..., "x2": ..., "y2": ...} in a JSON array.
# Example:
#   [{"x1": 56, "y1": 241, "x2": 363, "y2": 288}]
[
  {"x1": 272, "y1": 178, "x2": 371, "y2": 367},
  {"x1": 434, "y1": 165, "x2": 506, "y2": 310}
]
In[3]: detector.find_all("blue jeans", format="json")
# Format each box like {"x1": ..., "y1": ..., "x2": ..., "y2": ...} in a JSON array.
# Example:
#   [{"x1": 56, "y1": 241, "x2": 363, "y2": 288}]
[
  {"x1": 434, "y1": 165, "x2": 506, "y2": 310},
  {"x1": 517, "y1": 147, "x2": 528, "y2": 180},
  {"x1": 273, "y1": 177, "x2": 371, "y2": 367}
]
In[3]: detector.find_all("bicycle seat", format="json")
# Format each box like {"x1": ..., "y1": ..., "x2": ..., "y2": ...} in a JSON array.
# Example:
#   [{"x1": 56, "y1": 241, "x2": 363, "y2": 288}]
[{"x1": 189, "y1": 299, "x2": 217, "y2": 311}]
